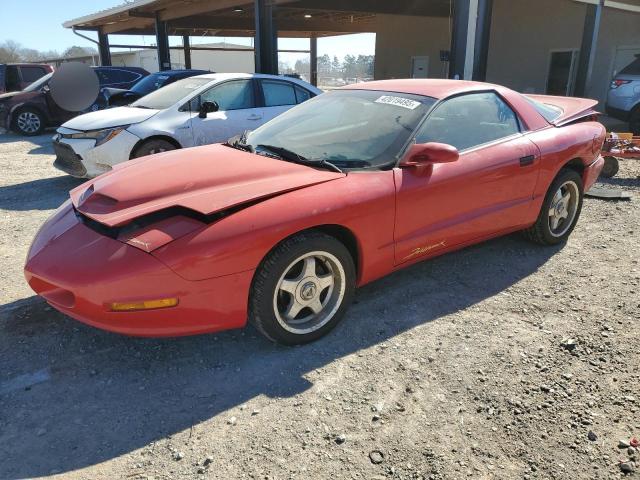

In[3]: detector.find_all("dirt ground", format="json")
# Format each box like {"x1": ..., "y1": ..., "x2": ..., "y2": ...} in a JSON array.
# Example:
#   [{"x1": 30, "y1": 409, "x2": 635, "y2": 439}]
[{"x1": 0, "y1": 130, "x2": 638, "y2": 480}]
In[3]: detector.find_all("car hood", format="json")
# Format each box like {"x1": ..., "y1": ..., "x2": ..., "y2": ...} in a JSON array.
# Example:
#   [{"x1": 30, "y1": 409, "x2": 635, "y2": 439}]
[
  {"x1": 70, "y1": 144, "x2": 345, "y2": 227},
  {"x1": 61, "y1": 106, "x2": 159, "y2": 131}
]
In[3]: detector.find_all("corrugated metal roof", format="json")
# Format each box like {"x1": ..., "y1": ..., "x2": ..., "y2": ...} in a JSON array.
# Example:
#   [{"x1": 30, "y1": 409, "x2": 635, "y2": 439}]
[{"x1": 62, "y1": 0, "x2": 161, "y2": 28}]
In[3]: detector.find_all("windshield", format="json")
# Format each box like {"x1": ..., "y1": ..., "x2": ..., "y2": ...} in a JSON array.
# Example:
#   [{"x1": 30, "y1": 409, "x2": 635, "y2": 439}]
[
  {"x1": 130, "y1": 73, "x2": 172, "y2": 96},
  {"x1": 24, "y1": 72, "x2": 53, "y2": 92},
  {"x1": 130, "y1": 77, "x2": 211, "y2": 110},
  {"x1": 245, "y1": 89, "x2": 436, "y2": 169}
]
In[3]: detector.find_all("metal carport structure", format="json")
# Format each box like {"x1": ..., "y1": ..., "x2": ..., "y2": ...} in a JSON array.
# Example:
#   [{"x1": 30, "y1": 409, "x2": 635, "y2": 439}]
[{"x1": 63, "y1": 0, "x2": 606, "y2": 93}]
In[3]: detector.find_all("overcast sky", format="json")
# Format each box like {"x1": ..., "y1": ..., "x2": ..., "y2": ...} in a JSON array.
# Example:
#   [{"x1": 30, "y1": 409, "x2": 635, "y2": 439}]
[{"x1": 1, "y1": 0, "x2": 376, "y2": 64}]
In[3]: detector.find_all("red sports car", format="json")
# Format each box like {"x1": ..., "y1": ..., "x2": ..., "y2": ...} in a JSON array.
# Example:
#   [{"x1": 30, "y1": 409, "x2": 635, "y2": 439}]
[{"x1": 25, "y1": 79, "x2": 605, "y2": 345}]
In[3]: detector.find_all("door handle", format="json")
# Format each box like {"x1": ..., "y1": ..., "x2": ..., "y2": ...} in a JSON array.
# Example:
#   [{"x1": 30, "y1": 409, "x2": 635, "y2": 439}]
[
  {"x1": 519, "y1": 155, "x2": 535, "y2": 166},
  {"x1": 247, "y1": 114, "x2": 263, "y2": 120}
]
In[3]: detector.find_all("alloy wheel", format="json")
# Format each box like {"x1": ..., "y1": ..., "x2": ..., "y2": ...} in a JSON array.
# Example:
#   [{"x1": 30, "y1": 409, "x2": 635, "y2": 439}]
[
  {"x1": 273, "y1": 251, "x2": 346, "y2": 334},
  {"x1": 17, "y1": 112, "x2": 41, "y2": 134},
  {"x1": 548, "y1": 180, "x2": 579, "y2": 237}
]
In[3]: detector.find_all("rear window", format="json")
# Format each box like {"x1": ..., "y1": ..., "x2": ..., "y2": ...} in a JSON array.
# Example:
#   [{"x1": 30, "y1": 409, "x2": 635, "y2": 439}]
[
  {"x1": 524, "y1": 96, "x2": 563, "y2": 123},
  {"x1": 619, "y1": 57, "x2": 640, "y2": 75}
]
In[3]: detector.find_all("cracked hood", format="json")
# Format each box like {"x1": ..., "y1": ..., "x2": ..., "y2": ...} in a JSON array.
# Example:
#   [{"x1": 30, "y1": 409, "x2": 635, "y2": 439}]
[{"x1": 70, "y1": 144, "x2": 345, "y2": 227}]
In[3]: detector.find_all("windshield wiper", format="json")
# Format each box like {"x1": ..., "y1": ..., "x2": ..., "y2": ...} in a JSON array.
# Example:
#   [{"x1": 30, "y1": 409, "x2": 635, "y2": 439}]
[
  {"x1": 226, "y1": 130, "x2": 253, "y2": 153},
  {"x1": 256, "y1": 144, "x2": 343, "y2": 173}
]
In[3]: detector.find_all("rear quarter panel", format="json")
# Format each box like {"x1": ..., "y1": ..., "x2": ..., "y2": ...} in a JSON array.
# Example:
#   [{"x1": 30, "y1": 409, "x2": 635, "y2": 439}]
[
  {"x1": 525, "y1": 121, "x2": 605, "y2": 219},
  {"x1": 152, "y1": 172, "x2": 397, "y2": 286}
]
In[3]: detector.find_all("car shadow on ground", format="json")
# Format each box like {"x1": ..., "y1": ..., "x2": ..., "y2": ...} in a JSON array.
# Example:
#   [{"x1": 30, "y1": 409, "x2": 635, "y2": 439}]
[
  {"x1": 0, "y1": 234, "x2": 562, "y2": 479},
  {"x1": 0, "y1": 130, "x2": 56, "y2": 155},
  {"x1": 0, "y1": 175, "x2": 84, "y2": 211}
]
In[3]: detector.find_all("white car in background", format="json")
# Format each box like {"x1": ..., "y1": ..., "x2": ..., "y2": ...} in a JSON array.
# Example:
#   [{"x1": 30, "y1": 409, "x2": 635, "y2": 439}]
[{"x1": 52, "y1": 73, "x2": 321, "y2": 178}]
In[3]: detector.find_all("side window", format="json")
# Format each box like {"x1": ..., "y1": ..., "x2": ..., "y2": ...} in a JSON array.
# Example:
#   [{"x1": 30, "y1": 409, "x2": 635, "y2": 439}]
[
  {"x1": 201, "y1": 79, "x2": 255, "y2": 111},
  {"x1": 20, "y1": 66, "x2": 47, "y2": 83},
  {"x1": 117, "y1": 70, "x2": 141, "y2": 84},
  {"x1": 96, "y1": 69, "x2": 115, "y2": 85},
  {"x1": 294, "y1": 85, "x2": 312, "y2": 104},
  {"x1": 6, "y1": 66, "x2": 20, "y2": 91},
  {"x1": 261, "y1": 80, "x2": 297, "y2": 107},
  {"x1": 415, "y1": 92, "x2": 521, "y2": 151}
]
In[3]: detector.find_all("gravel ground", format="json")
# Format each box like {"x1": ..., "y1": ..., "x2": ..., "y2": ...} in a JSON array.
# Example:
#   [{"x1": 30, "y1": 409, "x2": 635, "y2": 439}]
[{"x1": 0, "y1": 130, "x2": 638, "y2": 480}]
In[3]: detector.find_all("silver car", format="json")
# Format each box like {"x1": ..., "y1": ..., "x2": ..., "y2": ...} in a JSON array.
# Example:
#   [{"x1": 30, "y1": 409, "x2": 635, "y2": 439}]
[{"x1": 606, "y1": 55, "x2": 640, "y2": 134}]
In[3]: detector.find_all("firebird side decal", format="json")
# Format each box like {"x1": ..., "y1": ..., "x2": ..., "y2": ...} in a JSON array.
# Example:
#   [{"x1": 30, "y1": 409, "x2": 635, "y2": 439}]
[{"x1": 402, "y1": 240, "x2": 447, "y2": 261}]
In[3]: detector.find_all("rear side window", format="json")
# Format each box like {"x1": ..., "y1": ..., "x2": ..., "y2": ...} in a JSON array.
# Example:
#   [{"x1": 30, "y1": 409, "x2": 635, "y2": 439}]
[
  {"x1": 524, "y1": 96, "x2": 563, "y2": 123},
  {"x1": 261, "y1": 80, "x2": 296, "y2": 107},
  {"x1": 294, "y1": 85, "x2": 312, "y2": 104},
  {"x1": 415, "y1": 92, "x2": 521, "y2": 151},
  {"x1": 620, "y1": 57, "x2": 640, "y2": 75},
  {"x1": 20, "y1": 66, "x2": 47, "y2": 83},
  {"x1": 6, "y1": 66, "x2": 20, "y2": 90}
]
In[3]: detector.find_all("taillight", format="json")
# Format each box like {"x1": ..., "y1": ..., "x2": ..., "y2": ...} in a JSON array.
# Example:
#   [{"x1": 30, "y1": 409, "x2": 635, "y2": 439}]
[{"x1": 611, "y1": 79, "x2": 631, "y2": 89}]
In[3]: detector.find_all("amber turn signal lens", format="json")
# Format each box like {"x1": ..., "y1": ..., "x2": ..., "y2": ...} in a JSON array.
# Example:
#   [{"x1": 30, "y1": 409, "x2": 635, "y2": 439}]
[{"x1": 109, "y1": 298, "x2": 179, "y2": 311}]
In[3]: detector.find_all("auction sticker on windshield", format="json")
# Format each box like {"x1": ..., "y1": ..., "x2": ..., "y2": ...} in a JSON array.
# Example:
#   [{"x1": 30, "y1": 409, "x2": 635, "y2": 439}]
[{"x1": 375, "y1": 95, "x2": 421, "y2": 110}]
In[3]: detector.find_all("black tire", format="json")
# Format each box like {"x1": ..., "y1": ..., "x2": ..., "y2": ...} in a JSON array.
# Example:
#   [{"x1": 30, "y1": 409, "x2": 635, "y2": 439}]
[
  {"x1": 629, "y1": 106, "x2": 640, "y2": 136},
  {"x1": 249, "y1": 231, "x2": 356, "y2": 345},
  {"x1": 11, "y1": 108, "x2": 45, "y2": 136},
  {"x1": 132, "y1": 138, "x2": 177, "y2": 158},
  {"x1": 523, "y1": 168, "x2": 584, "y2": 246},
  {"x1": 601, "y1": 156, "x2": 619, "y2": 178}
]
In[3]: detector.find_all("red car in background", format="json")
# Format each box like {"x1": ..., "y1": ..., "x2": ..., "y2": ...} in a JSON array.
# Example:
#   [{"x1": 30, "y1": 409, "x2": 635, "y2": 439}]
[
  {"x1": 24, "y1": 79, "x2": 605, "y2": 345},
  {"x1": 0, "y1": 63, "x2": 54, "y2": 93}
]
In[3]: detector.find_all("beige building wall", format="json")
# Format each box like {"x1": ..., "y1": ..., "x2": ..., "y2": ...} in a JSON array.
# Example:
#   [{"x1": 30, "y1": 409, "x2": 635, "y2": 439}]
[
  {"x1": 589, "y1": 7, "x2": 640, "y2": 105},
  {"x1": 373, "y1": 0, "x2": 640, "y2": 109},
  {"x1": 374, "y1": 14, "x2": 451, "y2": 80},
  {"x1": 485, "y1": 0, "x2": 586, "y2": 94},
  {"x1": 109, "y1": 47, "x2": 254, "y2": 74}
]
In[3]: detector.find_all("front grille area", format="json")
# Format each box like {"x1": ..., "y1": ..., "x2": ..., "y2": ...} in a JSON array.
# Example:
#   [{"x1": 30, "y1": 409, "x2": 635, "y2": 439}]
[{"x1": 53, "y1": 141, "x2": 87, "y2": 177}]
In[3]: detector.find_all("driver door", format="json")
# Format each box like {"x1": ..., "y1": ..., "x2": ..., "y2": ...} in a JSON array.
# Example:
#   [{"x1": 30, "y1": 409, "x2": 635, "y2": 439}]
[
  {"x1": 394, "y1": 92, "x2": 540, "y2": 265},
  {"x1": 189, "y1": 79, "x2": 263, "y2": 145}
]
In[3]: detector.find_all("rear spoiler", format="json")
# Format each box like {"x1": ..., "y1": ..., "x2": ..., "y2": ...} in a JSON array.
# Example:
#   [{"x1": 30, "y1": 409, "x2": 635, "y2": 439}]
[{"x1": 525, "y1": 94, "x2": 599, "y2": 127}]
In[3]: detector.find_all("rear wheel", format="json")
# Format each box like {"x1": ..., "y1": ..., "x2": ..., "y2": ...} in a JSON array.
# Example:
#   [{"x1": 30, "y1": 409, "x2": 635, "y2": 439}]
[
  {"x1": 523, "y1": 168, "x2": 584, "y2": 246},
  {"x1": 132, "y1": 139, "x2": 176, "y2": 158},
  {"x1": 601, "y1": 156, "x2": 619, "y2": 178},
  {"x1": 249, "y1": 231, "x2": 356, "y2": 345},
  {"x1": 629, "y1": 106, "x2": 640, "y2": 136},
  {"x1": 12, "y1": 108, "x2": 44, "y2": 136}
]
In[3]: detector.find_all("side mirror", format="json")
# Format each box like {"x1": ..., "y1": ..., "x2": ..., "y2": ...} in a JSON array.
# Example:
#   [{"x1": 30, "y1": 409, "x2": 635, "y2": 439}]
[
  {"x1": 41, "y1": 84, "x2": 50, "y2": 94},
  {"x1": 400, "y1": 142, "x2": 459, "y2": 167},
  {"x1": 198, "y1": 100, "x2": 219, "y2": 118}
]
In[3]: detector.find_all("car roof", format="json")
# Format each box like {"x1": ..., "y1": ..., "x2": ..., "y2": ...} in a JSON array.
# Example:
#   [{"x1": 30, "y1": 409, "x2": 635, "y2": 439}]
[
  {"x1": 340, "y1": 78, "x2": 508, "y2": 100},
  {"x1": 191, "y1": 72, "x2": 317, "y2": 86},
  {"x1": 151, "y1": 69, "x2": 209, "y2": 77}
]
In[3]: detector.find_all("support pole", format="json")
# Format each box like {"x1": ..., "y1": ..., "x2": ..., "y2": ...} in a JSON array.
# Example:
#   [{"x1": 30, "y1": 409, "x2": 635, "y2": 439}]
[
  {"x1": 97, "y1": 29, "x2": 111, "y2": 66},
  {"x1": 155, "y1": 13, "x2": 171, "y2": 71},
  {"x1": 310, "y1": 35, "x2": 318, "y2": 86},
  {"x1": 574, "y1": 0, "x2": 604, "y2": 97},
  {"x1": 449, "y1": 0, "x2": 492, "y2": 80},
  {"x1": 254, "y1": 0, "x2": 278, "y2": 74},
  {"x1": 183, "y1": 35, "x2": 191, "y2": 69},
  {"x1": 472, "y1": 0, "x2": 493, "y2": 81}
]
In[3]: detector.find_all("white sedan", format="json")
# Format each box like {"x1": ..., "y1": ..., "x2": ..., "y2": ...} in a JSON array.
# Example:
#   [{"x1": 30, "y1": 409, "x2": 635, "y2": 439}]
[{"x1": 52, "y1": 73, "x2": 321, "y2": 178}]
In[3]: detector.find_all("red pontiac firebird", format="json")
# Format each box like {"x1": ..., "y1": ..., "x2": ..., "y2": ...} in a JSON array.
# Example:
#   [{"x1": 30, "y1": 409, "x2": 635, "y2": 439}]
[{"x1": 25, "y1": 79, "x2": 605, "y2": 345}]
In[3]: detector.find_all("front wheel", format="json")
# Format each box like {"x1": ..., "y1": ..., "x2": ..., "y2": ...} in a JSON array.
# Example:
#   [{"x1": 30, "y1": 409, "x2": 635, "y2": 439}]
[
  {"x1": 132, "y1": 139, "x2": 176, "y2": 158},
  {"x1": 12, "y1": 108, "x2": 45, "y2": 136},
  {"x1": 249, "y1": 231, "x2": 356, "y2": 345},
  {"x1": 523, "y1": 168, "x2": 584, "y2": 245}
]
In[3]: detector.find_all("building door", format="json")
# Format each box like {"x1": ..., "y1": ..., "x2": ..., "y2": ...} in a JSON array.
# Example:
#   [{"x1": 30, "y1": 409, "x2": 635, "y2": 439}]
[
  {"x1": 546, "y1": 50, "x2": 579, "y2": 96},
  {"x1": 611, "y1": 46, "x2": 640, "y2": 78},
  {"x1": 411, "y1": 56, "x2": 429, "y2": 78}
]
